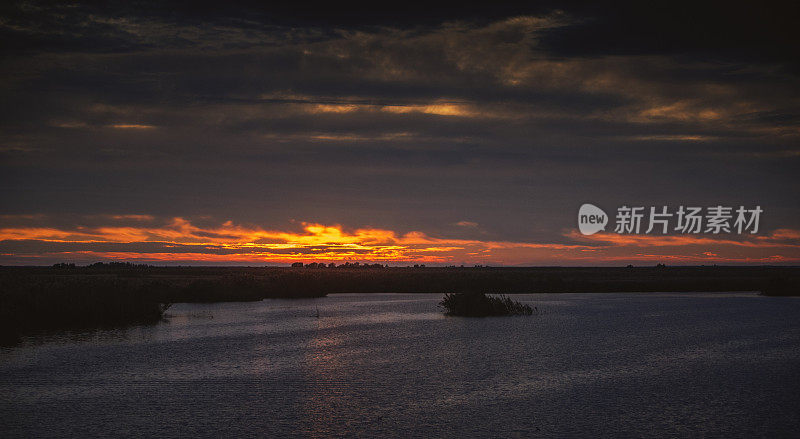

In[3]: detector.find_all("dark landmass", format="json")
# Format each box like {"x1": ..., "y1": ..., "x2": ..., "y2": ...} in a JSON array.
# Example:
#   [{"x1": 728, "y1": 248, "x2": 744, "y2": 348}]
[
  {"x1": 760, "y1": 275, "x2": 800, "y2": 296},
  {"x1": 440, "y1": 292, "x2": 533, "y2": 317},
  {"x1": 0, "y1": 264, "x2": 328, "y2": 340},
  {"x1": 1, "y1": 264, "x2": 799, "y2": 339}
]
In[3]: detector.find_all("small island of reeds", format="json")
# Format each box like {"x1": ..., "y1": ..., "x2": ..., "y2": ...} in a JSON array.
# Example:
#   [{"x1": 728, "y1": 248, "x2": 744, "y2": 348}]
[{"x1": 439, "y1": 292, "x2": 534, "y2": 317}]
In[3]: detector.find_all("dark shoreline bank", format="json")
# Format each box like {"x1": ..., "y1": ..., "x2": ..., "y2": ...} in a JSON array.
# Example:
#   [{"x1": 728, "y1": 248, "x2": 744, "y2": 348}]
[
  {"x1": 2, "y1": 265, "x2": 798, "y2": 339},
  {"x1": 4, "y1": 265, "x2": 800, "y2": 292}
]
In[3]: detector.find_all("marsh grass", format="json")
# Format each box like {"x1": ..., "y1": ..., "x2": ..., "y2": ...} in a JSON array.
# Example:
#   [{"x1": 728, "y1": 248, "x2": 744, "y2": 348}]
[
  {"x1": 439, "y1": 292, "x2": 533, "y2": 317},
  {"x1": 0, "y1": 277, "x2": 171, "y2": 338},
  {"x1": 0, "y1": 271, "x2": 328, "y2": 337},
  {"x1": 761, "y1": 276, "x2": 800, "y2": 296}
]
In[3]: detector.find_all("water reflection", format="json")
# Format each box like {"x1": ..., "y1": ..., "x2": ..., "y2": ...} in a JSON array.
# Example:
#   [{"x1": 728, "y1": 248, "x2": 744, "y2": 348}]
[
  {"x1": 301, "y1": 315, "x2": 351, "y2": 436},
  {"x1": 2, "y1": 293, "x2": 800, "y2": 437}
]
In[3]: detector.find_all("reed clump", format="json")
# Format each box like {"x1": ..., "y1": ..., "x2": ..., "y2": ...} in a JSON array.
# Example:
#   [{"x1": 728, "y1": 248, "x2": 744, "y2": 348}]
[
  {"x1": 439, "y1": 292, "x2": 533, "y2": 317},
  {"x1": 0, "y1": 277, "x2": 171, "y2": 337},
  {"x1": 0, "y1": 270, "x2": 329, "y2": 338}
]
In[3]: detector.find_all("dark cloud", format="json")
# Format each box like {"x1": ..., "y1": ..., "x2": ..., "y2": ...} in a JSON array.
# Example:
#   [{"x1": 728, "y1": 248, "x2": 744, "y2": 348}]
[
  {"x1": 540, "y1": 2, "x2": 800, "y2": 68},
  {"x1": 1, "y1": 1, "x2": 798, "y2": 263}
]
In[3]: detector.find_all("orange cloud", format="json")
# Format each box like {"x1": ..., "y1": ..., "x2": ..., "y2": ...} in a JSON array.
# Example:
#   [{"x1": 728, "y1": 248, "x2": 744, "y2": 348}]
[
  {"x1": 109, "y1": 124, "x2": 156, "y2": 129},
  {"x1": 567, "y1": 230, "x2": 800, "y2": 248},
  {"x1": 1, "y1": 217, "x2": 799, "y2": 265}
]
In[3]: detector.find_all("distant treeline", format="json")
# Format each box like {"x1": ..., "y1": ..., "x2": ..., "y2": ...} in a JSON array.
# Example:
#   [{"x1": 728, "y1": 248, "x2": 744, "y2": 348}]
[
  {"x1": 6, "y1": 264, "x2": 800, "y2": 296},
  {"x1": 291, "y1": 261, "x2": 390, "y2": 268},
  {"x1": 53, "y1": 261, "x2": 397, "y2": 269},
  {"x1": 52, "y1": 261, "x2": 154, "y2": 269}
]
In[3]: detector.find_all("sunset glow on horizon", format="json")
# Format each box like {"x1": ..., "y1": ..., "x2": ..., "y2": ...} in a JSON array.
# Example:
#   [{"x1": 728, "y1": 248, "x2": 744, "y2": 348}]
[{"x1": 1, "y1": 216, "x2": 798, "y2": 266}]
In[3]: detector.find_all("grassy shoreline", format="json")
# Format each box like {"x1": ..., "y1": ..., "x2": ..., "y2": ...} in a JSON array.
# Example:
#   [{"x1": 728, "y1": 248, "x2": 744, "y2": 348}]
[{"x1": 1, "y1": 265, "x2": 798, "y2": 339}]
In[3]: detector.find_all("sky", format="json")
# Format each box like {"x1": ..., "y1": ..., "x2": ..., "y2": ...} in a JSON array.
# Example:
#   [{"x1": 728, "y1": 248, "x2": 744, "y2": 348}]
[{"x1": 1, "y1": 1, "x2": 799, "y2": 266}]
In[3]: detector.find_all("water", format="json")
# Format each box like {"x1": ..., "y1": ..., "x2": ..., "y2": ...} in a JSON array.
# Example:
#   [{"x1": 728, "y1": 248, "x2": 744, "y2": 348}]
[{"x1": 2, "y1": 293, "x2": 800, "y2": 438}]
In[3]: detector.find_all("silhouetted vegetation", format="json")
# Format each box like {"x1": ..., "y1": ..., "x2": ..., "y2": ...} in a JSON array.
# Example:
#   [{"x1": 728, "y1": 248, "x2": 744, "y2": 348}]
[
  {"x1": 439, "y1": 292, "x2": 533, "y2": 317},
  {"x1": 0, "y1": 266, "x2": 327, "y2": 339},
  {"x1": 88, "y1": 261, "x2": 153, "y2": 269},
  {"x1": 0, "y1": 276, "x2": 170, "y2": 342},
  {"x1": 51, "y1": 262, "x2": 76, "y2": 269},
  {"x1": 761, "y1": 276, "x2": 800, "y2": 296},
  {"x1": 2, "y1": 264, "x2": 798, "y2": 339},
  {"x1": 291, "y1": 262, "x2": 388, "y2": 269}
]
